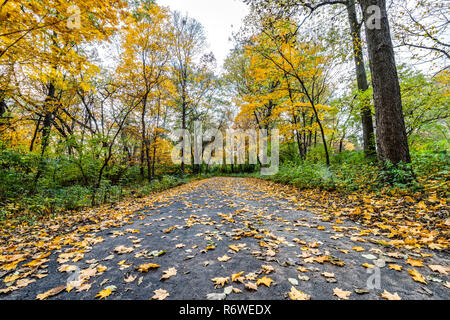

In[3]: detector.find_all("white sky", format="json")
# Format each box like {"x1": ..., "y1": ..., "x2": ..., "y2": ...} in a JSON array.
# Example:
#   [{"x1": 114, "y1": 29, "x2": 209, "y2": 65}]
[{"x1": 157, "y1": 0, "x2": 249, "y2": 69}]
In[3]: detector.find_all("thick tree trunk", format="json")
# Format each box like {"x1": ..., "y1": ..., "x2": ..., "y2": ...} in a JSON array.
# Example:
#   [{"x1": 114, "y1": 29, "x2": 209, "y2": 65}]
[
  {"x1": 346, "y1": 0, "x2": 376, "y2": 158},
  {"x1": 360, "y1": 0, "x2": 411, "y2": 165}
]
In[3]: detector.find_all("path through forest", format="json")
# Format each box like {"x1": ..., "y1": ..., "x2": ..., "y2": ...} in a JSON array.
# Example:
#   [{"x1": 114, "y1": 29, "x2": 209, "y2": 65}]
[{"x1": 0, "y1": 178, "x2": 449, "y2": 300}]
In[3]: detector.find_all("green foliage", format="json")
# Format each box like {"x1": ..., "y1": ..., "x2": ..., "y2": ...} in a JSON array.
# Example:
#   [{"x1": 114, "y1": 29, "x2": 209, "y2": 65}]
[
  {"x1": 261, "y1": 147, "x2": 448, "y2": 196},
  {"x1": 0, "y1": 147, "x2": 189, "y2": 223},
  {"x1": 398, "y1": 65, "x2": 449, "y2": 143}
]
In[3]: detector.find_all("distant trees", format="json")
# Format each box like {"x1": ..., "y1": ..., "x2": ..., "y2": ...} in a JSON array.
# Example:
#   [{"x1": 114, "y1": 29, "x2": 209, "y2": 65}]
[
  {"x1": 171, "y1": 12, "x2": 218, "y2": 174},
  {"x1": 0, "y1": 1, "x2": 226, "y2": 205}
]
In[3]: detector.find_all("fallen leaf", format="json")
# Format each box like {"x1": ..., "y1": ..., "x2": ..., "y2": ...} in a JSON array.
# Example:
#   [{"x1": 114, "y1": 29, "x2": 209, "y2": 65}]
[
  {"x1": 211, "y1": 277, "x2": 229, "y2": 288},
  {"x1": 151, "y1": 289, "x2": 169, "y2": 300},
  {"x1": 408, "y1": 269, "x2": 427, "y2": 284},
  {"x1": 288, "y1": 286, "x2": 310, "y2": 300},
  {"x1": 389, "y1": 264, "x2": 403, "y2": 271},
  {"x1": 261, "y1": 265, "x2": 275, "y2": 274},
  {"x1": 161, "y1": 267, "x2": 177, "y2": 280},
  {"x1": 36, "y1": 285, "x2": 66, "y2": 300},
  {"x1": 256, "y1": 276, "x2": 274, "y2": 287},
  {"x1": 380, "y1": 290, "x2": 401, "y2": 300},
  {"x1": 321, "y1": 272, "x2": 335, "y2": 278},
  {"x1": 136, "y1": 263, "x2": 160, "y2": 272},
  {"x1": 218, "y1": 255, "x2": 231, "y2": 262},
  {"x1": 124, "y1": 274, "x2": 137, "y2": 283},
  {"x1": 231, "y1": 271, "x2": 245, "y2": 282},
  {"x1": 297, "y1": 266, "x2": 309, "y2": 272},
  {"x1": 428, "y1": 265, "x2": 449, "y2": 275},
  {"x1": 362, "y1": 263, "x2": 375, "y2": 269},
  {"x1": 245, "y1": 282, "x2": 258, "y2": 291},
  {"x1": 333, "y1": 288, "x2": 351, "y2": 300},
  {"x1": 114, "y1": 245, "x2": 134, "y2": 254},
  {"x1": 407, "y1": 258, "x2": 423, "y2": 267},
  {"x1": 232, "y1": 287, "x2": 242, "y2": 294}
]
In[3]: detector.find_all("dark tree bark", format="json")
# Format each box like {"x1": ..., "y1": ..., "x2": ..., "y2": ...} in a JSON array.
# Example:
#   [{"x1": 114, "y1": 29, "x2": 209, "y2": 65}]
[
  {"x1": 360, "y1": 0, "x2": 411, "y2": 165},
  {"x1": 346, "y1": 0, "x2": 376, "y2": 158},
  {"x1": 0, "y1": 100, "x2": 6, "y2": 118},
  {"x1": 40, "y1": 82, "x2": 56, "y2": 157}
]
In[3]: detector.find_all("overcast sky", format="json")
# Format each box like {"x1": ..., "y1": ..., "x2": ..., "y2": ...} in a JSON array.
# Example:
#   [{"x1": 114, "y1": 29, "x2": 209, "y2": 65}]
[{"x1": 158, "y1": 0, "x2": 249, "y2": 69}]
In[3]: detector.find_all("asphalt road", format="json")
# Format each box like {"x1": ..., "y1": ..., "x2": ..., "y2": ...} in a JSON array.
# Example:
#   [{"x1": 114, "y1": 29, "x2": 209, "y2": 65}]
[{"x1": 1, "y1": 177, "x2": 448, "y2": 300}]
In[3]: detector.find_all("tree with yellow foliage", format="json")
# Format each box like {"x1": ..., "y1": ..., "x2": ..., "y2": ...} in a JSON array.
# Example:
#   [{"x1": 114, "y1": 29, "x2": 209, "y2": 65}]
[{"x1": 117, "y1": 2, "x2": 174, "y2": 181}]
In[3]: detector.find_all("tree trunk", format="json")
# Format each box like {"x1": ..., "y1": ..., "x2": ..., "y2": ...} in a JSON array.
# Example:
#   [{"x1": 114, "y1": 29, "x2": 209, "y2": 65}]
[
  {"x1": 140, "y1": 97, "x2": 147, "y2": 179},
  {"x1": 181, "y1": 102, "x2": 186, "y2": 174},
  {"x1": 346, "y1": 0, "x2": 376, "y2": 158},
  {"x1": 360, "y1": 0, "x2": 411, "y2": 165},
  {"x1": 40, "y1": 83, "x2": 56, "y2": 157},
  {"x1": 0, "y1": 100, "x2": 6, "y2": 118}
]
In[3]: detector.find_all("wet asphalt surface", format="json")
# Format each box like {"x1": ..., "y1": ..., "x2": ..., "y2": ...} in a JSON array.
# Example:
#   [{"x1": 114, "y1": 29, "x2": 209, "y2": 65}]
[{"x1": 1, "y1": 178, "x2": 449, "y2": 300}]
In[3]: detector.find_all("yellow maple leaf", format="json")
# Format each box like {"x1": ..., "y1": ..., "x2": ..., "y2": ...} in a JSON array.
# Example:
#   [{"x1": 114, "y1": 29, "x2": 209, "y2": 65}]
[
  {"x1": 408, "y1": 269, "x2": 427, "y2": 284},
  {"x1": 97, "y1": 265, "x2": 108, "y2": 273},
  {"x1": 232, "y1": 271, "x2": 245, "y2": 282},
  {"x1": 136, "y1": 263, "x2": 160, "y2": 272},
  {"x1": 95, "y1": 288, "x2": 112, "y2": 300},
  {"x1": 389, "y1": 264, "x2": 403, "y2": 271},
  {"x1": 406, "y1": 258, "x2": 423, "y2": 267},
  {"x1": 256, "y1": 276, "x2": 274, "y2": 287}
]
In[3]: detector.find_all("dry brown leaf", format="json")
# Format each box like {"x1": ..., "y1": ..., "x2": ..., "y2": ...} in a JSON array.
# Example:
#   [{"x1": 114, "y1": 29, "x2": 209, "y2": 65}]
[
  {"x1": 114, "y1": 245, "x2": 134, "y2": 254},
  {"x1": 211, "y1": 277, "x2": 229, "y2": 288},
  {"x1": 261, "y1": 265, "x2": 275, "y2": 274},
  {"x1": 151, "y1": 289, "x2": 169, "y2": 300},
  {"x1": 428, "y1": 264, "x2": 449, "y2": 275},
  {"x1": 36, "y1": 285, "x2": 66, "y2": 300},
  {"x1": 217, "y1": 255, "x2": 231, "y2": 262},
  {"x1": 288, "y1": 287, "x2": 311, "y2": 300},
  {"x1": 245, "y1": 282, "x2": 258, "y2": 291},
  {"x1": 161, "y1": 267, "x2": 177, "y2": 280},
  {"x1": 124, "y1": 274, "x2": 137, "y2": 283}
]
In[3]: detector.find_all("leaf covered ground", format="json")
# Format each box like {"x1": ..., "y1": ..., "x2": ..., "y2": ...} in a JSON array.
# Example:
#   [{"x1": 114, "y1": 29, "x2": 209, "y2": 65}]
[{"x1": 0, "y1": 177, "x2": 448, "y2": 300}]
